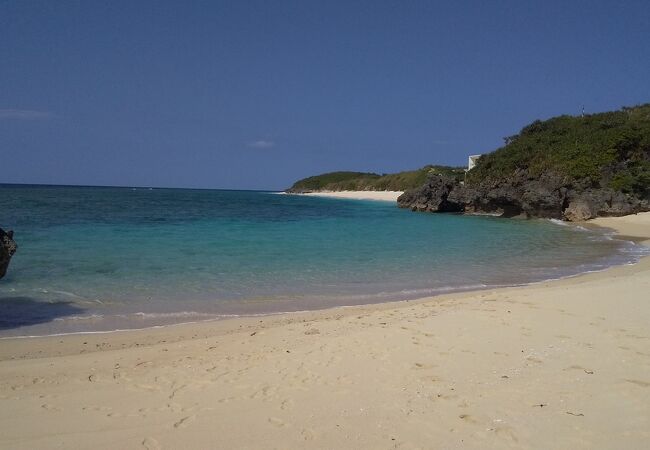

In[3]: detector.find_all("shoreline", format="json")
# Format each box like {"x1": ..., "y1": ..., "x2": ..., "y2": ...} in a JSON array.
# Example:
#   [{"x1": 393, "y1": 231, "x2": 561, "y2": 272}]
[
  {"x1": 2, "y1": 217, "x2": 645, "y2": 340},
  {"x1": 1, "y1": 213, "x2": 649, "y2": 449},
  {"x1": 2, "y1": 245, "x2": 645, "y2": 341},
  {"x1": 1, "y1": 213, "x2": 648, "y2": 347},
  {"x1": 2, "y1": 214, "x2": 648, "y2": 349}
]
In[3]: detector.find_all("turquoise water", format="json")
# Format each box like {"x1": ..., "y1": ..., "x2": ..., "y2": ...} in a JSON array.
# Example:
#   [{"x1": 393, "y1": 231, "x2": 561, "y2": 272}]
[{"x1": 1, "y1": 184, "x2": 647, "y2": 336}]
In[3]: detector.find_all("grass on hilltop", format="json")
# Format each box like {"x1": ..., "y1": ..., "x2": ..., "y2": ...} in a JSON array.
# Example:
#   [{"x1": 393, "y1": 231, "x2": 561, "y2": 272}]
[{"x1": 287, "y1": 165, "x2": 465, "y2": 192}]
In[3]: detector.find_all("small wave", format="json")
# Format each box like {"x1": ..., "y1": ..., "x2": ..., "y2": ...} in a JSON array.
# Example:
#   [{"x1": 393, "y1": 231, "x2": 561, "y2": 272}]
[
  {"x1": 548, "y1": 218, "x2": 592, "y2": 232},
  {"x1": 50, "y1": 290, "x2": 87, "y2": 299},
  {"x1": 53, "y1": 314, "x2": 104, "y2": 322},
  {"x1": 386, "y1": 284, "x2": 489, "y2": 297},
  {"x1": 548, "y1": 218, "x2": 569, "y2": 226},
  {"x1": 125, "y1": 311, "x2": 224, "y2": 319}
]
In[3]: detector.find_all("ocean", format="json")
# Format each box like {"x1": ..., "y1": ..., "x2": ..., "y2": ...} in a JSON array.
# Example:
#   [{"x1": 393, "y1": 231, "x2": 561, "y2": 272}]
[{"x1": 1, "y1": 184, "x2": 647, "y2": 337}]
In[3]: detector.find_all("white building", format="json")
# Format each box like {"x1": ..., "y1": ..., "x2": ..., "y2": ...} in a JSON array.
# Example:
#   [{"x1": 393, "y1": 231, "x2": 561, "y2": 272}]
[{"x1": 467, "y1": 154, "x2": 482, "y2": 171}]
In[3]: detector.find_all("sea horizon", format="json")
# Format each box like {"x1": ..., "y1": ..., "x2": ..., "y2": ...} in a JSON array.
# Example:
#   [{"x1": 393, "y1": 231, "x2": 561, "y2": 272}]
[{"x1": 0, "y1": 182, "x2": 285, "y2": 193}]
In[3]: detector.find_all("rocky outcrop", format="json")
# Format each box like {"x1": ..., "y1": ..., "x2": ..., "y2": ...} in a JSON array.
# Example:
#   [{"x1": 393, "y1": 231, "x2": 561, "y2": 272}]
[
  {"x1": 395, "y1": 174, "x2": 464, "y2": 212},
  {"x1": 397, "y1": 173, "x2": 650, "y2": 221},
  {"x1": 0, "y1": 229, "x2": 17, "y2": 279},
  {"x1": 460, "y1": 170, "x2": 567, "y2": 218},
  {"x1": 563, "y1": 189, "x2": 647, "y2": 221}
]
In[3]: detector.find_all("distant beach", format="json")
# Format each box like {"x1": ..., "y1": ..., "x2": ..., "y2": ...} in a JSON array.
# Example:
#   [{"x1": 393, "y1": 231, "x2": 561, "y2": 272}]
[{"x1": 296, "y1": 190, "x2": 404, "y2": 201}]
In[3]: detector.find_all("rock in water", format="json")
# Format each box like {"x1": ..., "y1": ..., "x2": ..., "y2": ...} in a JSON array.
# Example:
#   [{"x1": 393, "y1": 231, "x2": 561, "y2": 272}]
[{"x1": 0, "y1": 228, "x2": 17, "y2": 279}]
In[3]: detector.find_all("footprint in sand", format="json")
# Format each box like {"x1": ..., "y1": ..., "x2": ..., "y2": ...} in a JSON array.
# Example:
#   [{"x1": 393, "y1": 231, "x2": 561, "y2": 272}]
[
  {"x1": 458, "y1": 414, "x2": 478, "y2": 424},
  {"x1": 41, "y1": 403, "x2": 62, "y2": 412},
  {"x1": 142, "y1": 437, "x2": 161, "y2": 449},
  {"x1": 268, "y1": 417, "x2": 286, "y2": 428},
  {"x1": 564, "y1": 365, "x2": 594, "y2": 374},
  {"x1": 301, "y1": 428, "x2": 316, "y2": 441},
  {"x1": 280, "y1": 399, "x2": 295, "y2": 411},
  {"x1": 168, "y1": 384, "x2": 187, "y2": 400},
  {"x1": 173, "y1": 415, "x2": 195, "y2": 429},
  {"x1": 493, "y1": 425, "x2": 519, "y2": 443},
  {"x1": 413, "y1": 362, "x2": 435, "y2": 370}
]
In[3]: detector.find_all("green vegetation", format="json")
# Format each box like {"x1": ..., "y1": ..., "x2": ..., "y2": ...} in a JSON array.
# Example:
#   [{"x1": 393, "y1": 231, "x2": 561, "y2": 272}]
[
  {"x1": 289, "y1": 104, "x2": 650, "y2": 200},
  {"x1": 467, "y1": 104, "x2": 650, "y2": 197},
  {"x1": 288, "y1": 165, "x2": 465, "y2": 192},
  {"x1": 287, "y1": 172, "x2": 381, "y2": 192}
]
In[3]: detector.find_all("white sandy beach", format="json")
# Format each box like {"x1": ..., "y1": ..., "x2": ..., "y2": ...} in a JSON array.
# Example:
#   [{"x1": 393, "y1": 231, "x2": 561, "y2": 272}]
[
  {"x1": 0, "y1": 213, "x2": 649, "y2": 449},
  {"x1": 298, "y1": 190, "x2": 404, "y2": 201}
]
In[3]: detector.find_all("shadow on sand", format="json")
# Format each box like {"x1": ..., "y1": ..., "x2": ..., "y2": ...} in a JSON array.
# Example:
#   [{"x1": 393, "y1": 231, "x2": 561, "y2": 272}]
[{"x1": 0, "y1": 297, "x2": 85, "y2": 330}]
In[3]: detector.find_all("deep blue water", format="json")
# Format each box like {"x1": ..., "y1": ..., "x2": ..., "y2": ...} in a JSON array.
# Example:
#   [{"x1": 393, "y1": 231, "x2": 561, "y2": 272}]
[{"x1": 1, "y1": 184, "x2": 647, "y2": 336}]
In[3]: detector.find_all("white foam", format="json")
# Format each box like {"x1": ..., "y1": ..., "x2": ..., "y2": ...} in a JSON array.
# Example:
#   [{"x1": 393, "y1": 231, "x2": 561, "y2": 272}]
[
  {"x1": 548, "y1": 218, "x2": 591, "y2": 232},
  {"x1": 127, "y1": 311, "x2": 225, "y2": 319},
  {"x1": 53, "y1": 314, "x2": 104, "y2": 322}
]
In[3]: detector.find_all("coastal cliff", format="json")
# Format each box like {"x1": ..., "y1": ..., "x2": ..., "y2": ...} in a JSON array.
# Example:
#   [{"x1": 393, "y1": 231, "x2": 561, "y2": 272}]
[
  {"x1": 398, "y1": 104, "x2": 650, "y2": 220},
  {"x1": 397, "y1": 171, "x2": 649, "y2": 220}
]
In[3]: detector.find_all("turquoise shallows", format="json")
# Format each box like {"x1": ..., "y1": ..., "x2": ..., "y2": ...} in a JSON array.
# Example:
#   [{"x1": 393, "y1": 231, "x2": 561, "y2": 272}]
[{"x1": 0, "y1": 185, "x2": 646, "y2": 336}]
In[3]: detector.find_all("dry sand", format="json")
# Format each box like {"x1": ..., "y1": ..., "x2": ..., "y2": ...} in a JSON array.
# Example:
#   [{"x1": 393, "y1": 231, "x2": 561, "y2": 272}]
[
  {"x1": 0, "y1": 213, "x2": 649, "y2": 449},
  {"x1": 297, "y1": 190, "x2": 404, "y2": 201}
]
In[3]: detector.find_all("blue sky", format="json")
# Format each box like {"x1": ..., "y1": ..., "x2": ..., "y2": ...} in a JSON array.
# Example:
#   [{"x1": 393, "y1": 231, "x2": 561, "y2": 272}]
[{"x1": 1, "y1": 0, "x2": 649, "y2": 189}]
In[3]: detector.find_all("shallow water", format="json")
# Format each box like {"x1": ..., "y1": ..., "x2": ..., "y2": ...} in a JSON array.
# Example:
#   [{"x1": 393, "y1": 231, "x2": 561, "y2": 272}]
[{"x1": 1, "y1": 185, "x2": 647, "y2": 336}]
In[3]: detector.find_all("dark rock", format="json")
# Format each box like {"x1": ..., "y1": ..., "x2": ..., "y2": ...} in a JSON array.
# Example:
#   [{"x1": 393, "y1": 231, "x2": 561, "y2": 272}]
[
  {"x1": 0, "y1": 228, "x2": 17, "y2": 279},
  {"x1": 398, "y1": 170, "x2": 649, "y2": 221},
  {"x1": 397, "y1": 174, "x2": 464, "y2": 212}
]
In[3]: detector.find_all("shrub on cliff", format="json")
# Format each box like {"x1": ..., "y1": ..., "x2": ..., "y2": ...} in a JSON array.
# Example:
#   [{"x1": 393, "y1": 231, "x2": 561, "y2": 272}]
[{"x1": 467, "y1": 104, "x2": 650, "y2": 198}]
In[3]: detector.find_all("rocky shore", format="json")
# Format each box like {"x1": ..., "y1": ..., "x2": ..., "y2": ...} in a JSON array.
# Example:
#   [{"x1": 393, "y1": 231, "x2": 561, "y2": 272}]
[
  {"x1": 397, "y1": 172, "x2": 650, "y2": 221},
  {"x1": 397, "y1": 104, "x2": 650, "y2": 221}
]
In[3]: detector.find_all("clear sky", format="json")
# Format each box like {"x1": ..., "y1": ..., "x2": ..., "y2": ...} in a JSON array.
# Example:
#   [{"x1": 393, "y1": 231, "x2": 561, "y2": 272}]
[{"x1": 1, "y1": 1, "x2": 649, "y2": 190}]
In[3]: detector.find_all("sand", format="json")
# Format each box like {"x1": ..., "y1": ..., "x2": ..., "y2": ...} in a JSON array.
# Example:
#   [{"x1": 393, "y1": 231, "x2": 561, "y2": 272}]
[
  {"x1": 0, "y1": 213, "x2": 649, "y2": 449},
  {"x1": 297, "y1": 190, "x2": 404, "y2": 201}
]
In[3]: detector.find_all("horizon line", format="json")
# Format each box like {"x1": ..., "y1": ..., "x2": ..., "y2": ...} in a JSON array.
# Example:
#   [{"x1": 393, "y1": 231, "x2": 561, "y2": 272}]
[{"x1": 0, "y1": 182, "x2": 284, "y2": 193}]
